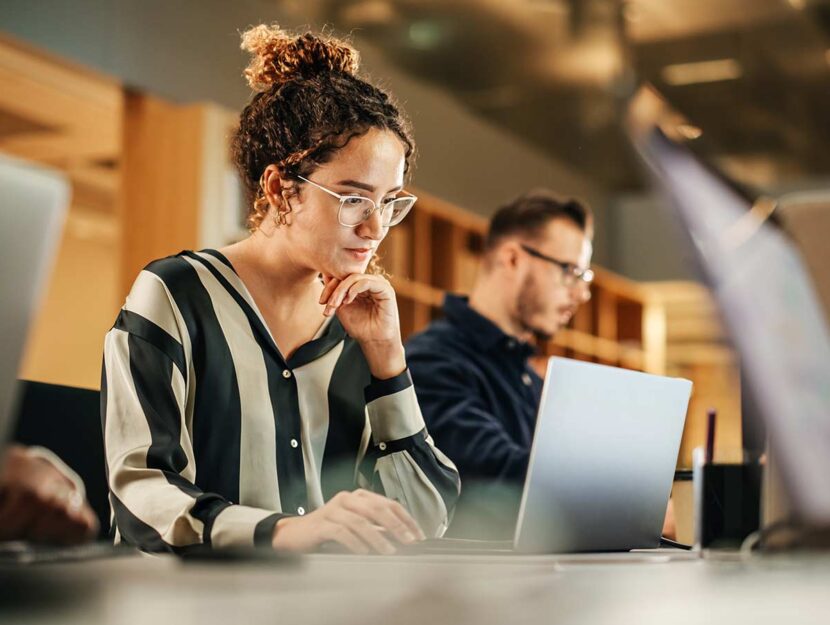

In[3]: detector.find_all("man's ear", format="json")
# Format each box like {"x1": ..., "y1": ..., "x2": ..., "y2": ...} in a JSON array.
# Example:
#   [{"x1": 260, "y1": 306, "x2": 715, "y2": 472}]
[{"x1": 497, "y1": 240, "x2": 523, "y2": 272}]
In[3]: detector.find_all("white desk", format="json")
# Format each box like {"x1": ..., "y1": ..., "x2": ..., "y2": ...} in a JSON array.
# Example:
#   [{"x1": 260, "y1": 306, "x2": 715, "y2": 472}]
[{"x1": 2, "y1": 551, "x2": 828, "y2": 625}]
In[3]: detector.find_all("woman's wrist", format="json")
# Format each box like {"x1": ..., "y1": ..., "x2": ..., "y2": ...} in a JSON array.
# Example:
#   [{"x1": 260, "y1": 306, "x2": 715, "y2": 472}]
[
  {"x1": 359, "y1": 339, "x2": 407, "y2": 380},
  {"x1": 272, "y1": 515, "x2": 302, "y2": 550}
]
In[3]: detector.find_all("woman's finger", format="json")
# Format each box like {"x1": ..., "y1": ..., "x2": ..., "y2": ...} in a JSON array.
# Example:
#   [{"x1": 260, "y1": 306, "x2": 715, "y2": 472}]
[
  {"x1": 343, "y1": 280, "x2": 374, "y2": 306},
  {"x1": 386, "y1": 499, "x2": 426, "y2": 541},
  {"x1": 338, "y1": 276, "x2": 391, "y2": 307},
  {"x1": 331, "y1": 507, "x2": 396, "y2": 554},
  {"x1": 324, "y1": 522, "x2": 370, "y2": 555},
  {"x1": 351, "y1": 489, "x2": 424, "y2": 540},
  {"x1": 324, "y1": 275, "x2": 363, "y2": 312},
  {"x1": 323, "y1": 275, "x2": 357, "y2": 309},
  {"x1": 324, "y1": 274, "x2": 394, "y2": 316},
  {"x1": 344, "y1": 289, "x2": 361, "y2": 305},
  {"x1": 341, "y1": 493, "x2": 415, "y2": 544},
  {"x1": 319, "y1": 276, "x2": 341, "y2": 306}
]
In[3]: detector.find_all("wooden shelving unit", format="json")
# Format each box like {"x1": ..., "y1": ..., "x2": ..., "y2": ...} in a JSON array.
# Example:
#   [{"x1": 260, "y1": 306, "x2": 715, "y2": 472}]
[{"x1": 379, "y1": 188, "x2": 487, "y2": 336}]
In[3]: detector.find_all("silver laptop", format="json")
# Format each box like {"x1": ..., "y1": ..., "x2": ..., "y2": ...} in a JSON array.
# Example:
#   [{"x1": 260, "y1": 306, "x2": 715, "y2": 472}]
[
  {"x1": 0, "y1": 155, "x2": 68, "y2": 456},
  {"x1": 0, "y1": 159, "x2": 138, "y2": 563},
  {"x1": 514, "y1": 357, "x2": 691, "y2": 553},
  {"x1": 0, "y1": 158, "x2": 124, "y2": 562},
  {"x1": 404, "y1": 357, "x2": 691, "y2": 555}
]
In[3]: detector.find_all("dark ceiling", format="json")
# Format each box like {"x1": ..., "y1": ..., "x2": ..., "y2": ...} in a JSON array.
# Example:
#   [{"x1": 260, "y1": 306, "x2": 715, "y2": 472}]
[{"x1": 291, "y1": 0, "x2": 830, "y2": 194}]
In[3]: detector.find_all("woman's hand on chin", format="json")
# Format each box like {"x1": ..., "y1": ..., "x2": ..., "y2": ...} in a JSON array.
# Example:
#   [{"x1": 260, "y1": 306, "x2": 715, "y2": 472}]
[{"x1": 320, "y1": 273, "x2": 406, "y2": 380}]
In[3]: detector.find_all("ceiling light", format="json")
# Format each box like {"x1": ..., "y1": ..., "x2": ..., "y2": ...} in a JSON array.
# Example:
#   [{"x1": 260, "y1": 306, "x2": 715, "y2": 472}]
[
  {"x1": 787, "y1": 0, "x2": 807, "y2": 10},
  {"x1": 407, "y1": 21, "x2": 448, "y2": 50},
  {"x1": 661, "y1": 59, "x2": 743, "y2": 86}
]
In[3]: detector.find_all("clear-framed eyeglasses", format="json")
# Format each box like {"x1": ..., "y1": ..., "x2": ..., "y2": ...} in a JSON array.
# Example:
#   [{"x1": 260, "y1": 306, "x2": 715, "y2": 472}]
[
  {"x1": 296, "y1": 175, "x2": 417, "y2": 228},
  {"x1": 520, "y1": 244, "x2": 594, "y2": 287}
]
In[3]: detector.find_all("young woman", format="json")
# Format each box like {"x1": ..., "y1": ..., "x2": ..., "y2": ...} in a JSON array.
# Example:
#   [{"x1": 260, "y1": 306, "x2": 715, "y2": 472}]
[{"x1": 102, "y1": 24, "x2": 459, "y2": 554}]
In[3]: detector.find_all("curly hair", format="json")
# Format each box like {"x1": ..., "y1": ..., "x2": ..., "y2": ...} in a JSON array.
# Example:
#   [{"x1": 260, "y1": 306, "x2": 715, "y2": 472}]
[{"x1": 231, "y1": 24, "x2": 415, "y2": 275}]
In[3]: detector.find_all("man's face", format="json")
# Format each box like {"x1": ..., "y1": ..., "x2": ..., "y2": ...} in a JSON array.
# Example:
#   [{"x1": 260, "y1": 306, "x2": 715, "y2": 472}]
[{"x1": 515, "y1": 218, "x2": 592, "y2": 341}]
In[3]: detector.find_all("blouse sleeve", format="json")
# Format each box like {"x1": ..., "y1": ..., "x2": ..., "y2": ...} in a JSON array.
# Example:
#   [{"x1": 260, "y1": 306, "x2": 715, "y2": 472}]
[
  {"x1": 102, "y1": 269, "x2": 286, "y2": 552},
  {"x1": 358, "y1": 369, "x2": 460, "y2": 538}
]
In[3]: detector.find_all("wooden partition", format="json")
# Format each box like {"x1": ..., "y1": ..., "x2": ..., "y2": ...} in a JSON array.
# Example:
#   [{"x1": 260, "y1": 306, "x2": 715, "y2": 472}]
[
  {"x1": 120, "y1": 93, "x2": 204, "y2": 294},
  {"x1": 121, "y1": 94, "x2": 245, "y2": 295}
]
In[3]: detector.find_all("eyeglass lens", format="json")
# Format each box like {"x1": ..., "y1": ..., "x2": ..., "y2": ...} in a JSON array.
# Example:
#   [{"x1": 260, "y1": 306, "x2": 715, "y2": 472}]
[{"x1": 339, "y1": 197, "x2": 415, "y2": 227}]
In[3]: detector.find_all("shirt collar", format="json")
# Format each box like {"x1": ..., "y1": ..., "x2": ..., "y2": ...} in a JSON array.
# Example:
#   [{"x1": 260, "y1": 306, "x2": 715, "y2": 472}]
[
  {"x1": 195, "y1": 249, "x2": 347, "y2": 368},
  {"x1": 442, "y1": 293, "x2": 536, "y2": 359}
]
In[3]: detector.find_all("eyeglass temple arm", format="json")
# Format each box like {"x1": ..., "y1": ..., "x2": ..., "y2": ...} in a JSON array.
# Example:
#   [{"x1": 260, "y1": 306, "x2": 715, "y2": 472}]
[{"x1": 296, "y1": 175, "x2": 342, "y2": 200}]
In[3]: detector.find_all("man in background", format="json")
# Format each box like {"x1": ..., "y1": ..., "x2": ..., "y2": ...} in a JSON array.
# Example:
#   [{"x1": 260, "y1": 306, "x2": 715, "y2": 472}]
[{"x1": 406, "y1": 190, "x2": 593, "y2": 538}]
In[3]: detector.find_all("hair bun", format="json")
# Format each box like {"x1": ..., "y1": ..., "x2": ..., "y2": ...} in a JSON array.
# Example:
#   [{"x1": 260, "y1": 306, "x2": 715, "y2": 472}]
[{"x1": 240, "y1": 24, "x2": 360, "y2": 92}]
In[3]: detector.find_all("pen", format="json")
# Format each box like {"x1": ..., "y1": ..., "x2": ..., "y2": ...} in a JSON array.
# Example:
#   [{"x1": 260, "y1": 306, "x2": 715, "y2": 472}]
[{"x1": 705, "y1": 408, "x2": 717, "y2": 464}]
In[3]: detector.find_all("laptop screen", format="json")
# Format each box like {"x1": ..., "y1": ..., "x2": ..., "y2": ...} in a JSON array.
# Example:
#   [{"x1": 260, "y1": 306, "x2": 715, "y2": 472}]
[
  {"x1": 630, "y1": 110, "x2": 830, "y2": 525},
  {"x1": 0, "y1": 156, "x2": 68, "y2": 454}
]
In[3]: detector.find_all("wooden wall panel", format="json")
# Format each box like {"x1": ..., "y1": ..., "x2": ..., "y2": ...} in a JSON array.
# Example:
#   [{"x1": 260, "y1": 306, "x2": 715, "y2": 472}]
[
  {"x1": 120, "y1": 93, "x2": 204, "y2": 295},
  {"x1": 18, "y1": 212, "x2": 120, "y2": 389}
]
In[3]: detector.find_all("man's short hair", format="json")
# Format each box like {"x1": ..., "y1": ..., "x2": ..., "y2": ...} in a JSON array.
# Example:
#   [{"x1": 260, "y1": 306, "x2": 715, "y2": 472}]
[{"x1": 484, "y1": 190, "x2": 591, "y2": 252}]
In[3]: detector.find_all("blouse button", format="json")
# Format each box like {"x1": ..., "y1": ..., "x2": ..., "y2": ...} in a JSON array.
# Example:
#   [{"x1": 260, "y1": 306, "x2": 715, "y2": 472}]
[
  {"x1": 522, "y1": 373, "x2": 533, "y2": 386},
  {"x1": 282, "y1": 369, "x2": 292, "y2": 379},
  {"x1": 290, "y1": 438, "x2": 299, "y2": 449},
  {"x1": 297, "y1": 507, "x2": 306, "y2": 516},
  {"x1": 378, "y1": 442, "x2": 387, "y2": 451}
]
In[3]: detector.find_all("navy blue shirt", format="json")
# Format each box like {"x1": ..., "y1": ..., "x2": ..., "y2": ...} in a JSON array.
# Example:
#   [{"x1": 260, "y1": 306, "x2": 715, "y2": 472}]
[{"x1": 406, "y1": 294, "x2": 543, "y2": 537}]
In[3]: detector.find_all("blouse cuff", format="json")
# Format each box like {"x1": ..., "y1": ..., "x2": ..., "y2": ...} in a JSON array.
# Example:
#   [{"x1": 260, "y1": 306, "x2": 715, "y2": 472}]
[
  {"x1": 364, "y1": 369, "x2": 426, "y2": 444},
  {"x1": 210, "y1": 505, "x2": 286, "y2": 548}
]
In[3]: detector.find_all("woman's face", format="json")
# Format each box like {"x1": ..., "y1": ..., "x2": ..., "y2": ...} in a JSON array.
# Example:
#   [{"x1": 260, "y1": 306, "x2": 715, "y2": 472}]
[{"x1": 279, "y1": 128, "x2": 407, "y2": 279}]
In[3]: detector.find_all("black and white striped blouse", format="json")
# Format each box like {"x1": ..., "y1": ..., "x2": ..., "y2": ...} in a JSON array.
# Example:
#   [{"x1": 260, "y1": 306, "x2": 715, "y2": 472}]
[{"x1": 101, "y1": 249, "x2": 460, "y2": 552}]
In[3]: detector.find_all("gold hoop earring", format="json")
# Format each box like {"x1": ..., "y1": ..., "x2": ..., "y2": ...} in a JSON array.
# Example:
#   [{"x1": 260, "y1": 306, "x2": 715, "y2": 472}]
[
  {"x1": 276, "y1": 191, "x2": 293, "y2": 227},
  {"x1": 258, "y1": 172, "x2": 291, "y2": 228}
]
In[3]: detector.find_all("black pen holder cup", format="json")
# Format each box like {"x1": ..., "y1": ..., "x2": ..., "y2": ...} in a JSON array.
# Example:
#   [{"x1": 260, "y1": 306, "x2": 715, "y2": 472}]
[{"x1": 692, "y1": 448, "x2": 762, "y2": 550}]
